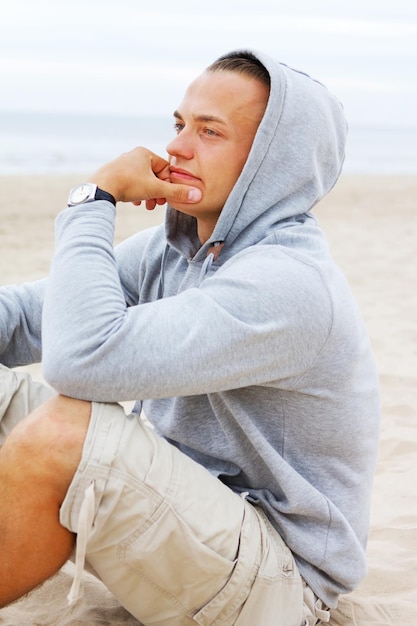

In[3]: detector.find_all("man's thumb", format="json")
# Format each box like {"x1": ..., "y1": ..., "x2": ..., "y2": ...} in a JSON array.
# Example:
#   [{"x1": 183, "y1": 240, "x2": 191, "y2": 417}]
[{"x1": 160, "y1": 181, "x2": 202, "y2": 204}]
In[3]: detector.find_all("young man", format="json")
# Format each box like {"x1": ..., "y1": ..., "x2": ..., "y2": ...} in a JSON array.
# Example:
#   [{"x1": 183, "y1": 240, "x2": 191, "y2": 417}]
[{"x1": 0, "y1": 51, "x2": 379, "y2": 625}]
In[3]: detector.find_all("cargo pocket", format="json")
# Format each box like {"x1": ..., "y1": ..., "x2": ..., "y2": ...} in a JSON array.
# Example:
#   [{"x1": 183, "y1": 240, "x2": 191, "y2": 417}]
[
  {"x1": 119, "y1": 499, "x2": 240, "y2": 625},
  {"x1": 192, "y1": 502, "x2": 261, "y2": 626}
]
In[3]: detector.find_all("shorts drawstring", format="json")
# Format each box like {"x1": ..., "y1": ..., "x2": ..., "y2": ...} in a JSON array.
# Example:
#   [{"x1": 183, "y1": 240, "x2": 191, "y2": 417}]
[
  {"x1": 67, "y1": 480, "x2": 96, "y2": 605},
  {"x1": 314, "y1": 599, "x2": 331, "y2": 623}
]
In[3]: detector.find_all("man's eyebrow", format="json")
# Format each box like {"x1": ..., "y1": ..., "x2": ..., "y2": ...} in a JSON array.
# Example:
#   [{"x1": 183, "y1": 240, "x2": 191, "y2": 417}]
[{"x1": 173, "y1": 110, "x2": 227, "y2": 125}]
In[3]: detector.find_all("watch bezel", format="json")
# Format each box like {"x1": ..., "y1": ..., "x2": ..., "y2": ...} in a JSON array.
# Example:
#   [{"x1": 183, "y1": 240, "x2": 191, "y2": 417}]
[{"x1": 68, "y1": 183, "x2": 97, "y2": 206}]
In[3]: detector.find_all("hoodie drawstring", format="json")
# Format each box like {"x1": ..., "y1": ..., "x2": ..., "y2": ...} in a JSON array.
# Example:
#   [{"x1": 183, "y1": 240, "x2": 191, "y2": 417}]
[
  {"x1": 157, "y1": 244, "x2": 170, "y2": 299},
  {"x1": 199, "y1": 253, "x2": 214, "y2": 283},
  {"x1": 199, "y1": 241, "x2": 224, "y2": 284}
]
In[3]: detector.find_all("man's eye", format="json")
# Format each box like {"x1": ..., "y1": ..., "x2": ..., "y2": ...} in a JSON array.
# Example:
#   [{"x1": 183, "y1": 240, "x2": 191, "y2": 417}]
[
  {"x1": 204, "y1": 128, "x2": 217, "y2": 137},
  {"x1": 173, "y1": 122, "x2": 184, "y2": 133}
]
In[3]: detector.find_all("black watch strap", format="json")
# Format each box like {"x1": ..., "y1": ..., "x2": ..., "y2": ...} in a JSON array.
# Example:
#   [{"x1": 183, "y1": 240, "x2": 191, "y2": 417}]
[{"x1": 94, "y1": 188, "x2": 116, "y2": 205}]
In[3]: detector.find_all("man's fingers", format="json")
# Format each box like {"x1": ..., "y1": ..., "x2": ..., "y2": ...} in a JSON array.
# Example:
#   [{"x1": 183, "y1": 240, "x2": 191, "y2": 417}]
[
  {"x1": 145, "y1": 199, "x2": 157, "y2": 210},
  {"x1": 88, "y1": 147, "x2": 202, "y2": 206}
]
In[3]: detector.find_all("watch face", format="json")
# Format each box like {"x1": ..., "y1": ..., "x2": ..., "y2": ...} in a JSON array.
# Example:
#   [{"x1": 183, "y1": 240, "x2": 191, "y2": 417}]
[{"x1": 69, "y1": 183, "x2": 95, "y2": 204}]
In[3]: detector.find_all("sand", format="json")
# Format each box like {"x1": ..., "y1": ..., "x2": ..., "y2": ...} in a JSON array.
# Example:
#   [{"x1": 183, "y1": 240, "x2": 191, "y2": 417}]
[{"x1": 0, "y1": 174, "x2": 416, "y2": 625}]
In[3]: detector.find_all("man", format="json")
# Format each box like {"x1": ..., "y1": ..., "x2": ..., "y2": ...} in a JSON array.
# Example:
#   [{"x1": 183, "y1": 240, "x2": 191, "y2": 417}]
[{"x1": 0, "y1": 51, "x2": 379, "y2": 625}]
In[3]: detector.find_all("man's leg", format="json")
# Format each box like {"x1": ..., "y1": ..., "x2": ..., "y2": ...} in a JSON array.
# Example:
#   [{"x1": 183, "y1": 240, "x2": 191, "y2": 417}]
[
  {"x1": 57, "y1": 401, "x2": 306, "y2": 626},
  {"x1": 0, "y1": 394, "x2": 91, "y2": 607},
  {"x1": 0, "y1": 367, "x2": 308, "y2": 625}
]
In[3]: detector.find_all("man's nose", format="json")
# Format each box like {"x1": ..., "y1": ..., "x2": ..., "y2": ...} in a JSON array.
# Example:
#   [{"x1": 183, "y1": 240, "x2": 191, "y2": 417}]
[{"x1": 166, "y1": 130, "x2": 193, "y2": 160}]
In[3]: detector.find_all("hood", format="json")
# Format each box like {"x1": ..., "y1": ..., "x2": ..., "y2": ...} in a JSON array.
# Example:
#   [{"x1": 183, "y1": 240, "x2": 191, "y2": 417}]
[{"x1": 165, "y1": 50, "x2": 347, "y2": 262}]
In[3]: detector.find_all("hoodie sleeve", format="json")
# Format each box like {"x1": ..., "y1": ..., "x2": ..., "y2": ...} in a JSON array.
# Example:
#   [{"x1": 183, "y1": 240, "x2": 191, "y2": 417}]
[
  {"x1": 0, "y1": 219, "x2": 151, "y2": 368},
  {"x1": 0, "y1": 279, "x2": 46, "y2": 367},
  {"x1": 42, "y1": 201, "x2": 333, "y2": 402}
]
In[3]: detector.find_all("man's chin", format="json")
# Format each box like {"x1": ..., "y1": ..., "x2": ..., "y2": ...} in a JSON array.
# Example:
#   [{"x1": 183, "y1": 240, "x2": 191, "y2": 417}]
[{"x1": 168, "y1": 202, "x2": 199, "y2": 216}]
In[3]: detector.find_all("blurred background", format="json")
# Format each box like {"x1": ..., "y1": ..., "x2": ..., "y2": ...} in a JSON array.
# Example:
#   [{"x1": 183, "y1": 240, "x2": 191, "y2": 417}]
[{"x1": 0, "y1": 0, "x2": 416, "y2": 174}]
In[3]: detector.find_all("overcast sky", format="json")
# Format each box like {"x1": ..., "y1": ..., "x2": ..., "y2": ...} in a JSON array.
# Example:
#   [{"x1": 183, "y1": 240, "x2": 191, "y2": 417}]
[{"x1": 1, "y1": 0, "x2": 416, "y2": 127}]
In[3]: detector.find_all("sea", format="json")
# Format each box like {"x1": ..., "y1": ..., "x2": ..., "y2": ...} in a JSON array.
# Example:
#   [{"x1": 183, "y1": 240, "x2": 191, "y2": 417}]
[{"x1": 0, "y1": 111, "x2": 416, "y2": 175}]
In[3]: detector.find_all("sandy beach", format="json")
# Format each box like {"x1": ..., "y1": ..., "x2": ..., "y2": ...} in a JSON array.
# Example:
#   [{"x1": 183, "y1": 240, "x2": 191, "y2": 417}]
[{"x1": 0, "y1": 174, "x2": 416, "y2": 625}]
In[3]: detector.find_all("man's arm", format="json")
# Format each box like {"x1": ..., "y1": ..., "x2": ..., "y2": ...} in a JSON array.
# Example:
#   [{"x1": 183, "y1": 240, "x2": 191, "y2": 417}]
[
  {"x1": 0, "y1": 228, "x2": 152, "y2": 368},
  {"x1": 0, "y1": 148, "x2": 199, "y2": 368},
  {"x1": 41, "y1": 147, "x2": 330, "y2": 402}
]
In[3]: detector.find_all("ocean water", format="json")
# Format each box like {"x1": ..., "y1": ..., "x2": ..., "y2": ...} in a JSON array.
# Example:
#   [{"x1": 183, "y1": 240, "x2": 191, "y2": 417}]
[{"x1": 0, "y1": 111, "x2": 416, "y2": 175}]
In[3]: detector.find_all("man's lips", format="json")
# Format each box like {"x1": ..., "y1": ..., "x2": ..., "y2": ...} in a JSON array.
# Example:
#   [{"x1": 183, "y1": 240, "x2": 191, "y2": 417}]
[{"x1": 170, "y1": 167, "x2": 201, "y2": 183}]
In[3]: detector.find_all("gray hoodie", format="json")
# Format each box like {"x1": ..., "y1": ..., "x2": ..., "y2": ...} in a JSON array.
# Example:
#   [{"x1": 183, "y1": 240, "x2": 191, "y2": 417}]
[{"x1": 0, "y1": 51, "x2": 380, "y2": 608}]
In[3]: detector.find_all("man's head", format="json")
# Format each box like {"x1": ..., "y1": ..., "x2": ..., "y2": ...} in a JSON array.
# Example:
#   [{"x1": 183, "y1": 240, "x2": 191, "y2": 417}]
[{"x1": 166, "y1": 51, "x2": 270, "y2": 243}]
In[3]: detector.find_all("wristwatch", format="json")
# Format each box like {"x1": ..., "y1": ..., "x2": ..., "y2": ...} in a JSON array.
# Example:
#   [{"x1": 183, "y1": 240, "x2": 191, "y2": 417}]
[{"x1": 67, "y1": 183, "x2": 116, "y2": 207}]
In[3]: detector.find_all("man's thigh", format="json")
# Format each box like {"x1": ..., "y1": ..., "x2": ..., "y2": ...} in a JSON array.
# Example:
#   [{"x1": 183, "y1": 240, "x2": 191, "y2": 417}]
[
  {"x1": 60, "y1": 401, "x2": 305, "y2": 626},
  {"x1": 0, "y1": 365, "x2": 55, "y2": 445}
]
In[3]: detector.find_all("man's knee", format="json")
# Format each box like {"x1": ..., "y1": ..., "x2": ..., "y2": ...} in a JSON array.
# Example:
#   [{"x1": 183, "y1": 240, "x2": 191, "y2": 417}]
[{"x1": 1, "y1": 395, "x2": 91, "y2": 493}]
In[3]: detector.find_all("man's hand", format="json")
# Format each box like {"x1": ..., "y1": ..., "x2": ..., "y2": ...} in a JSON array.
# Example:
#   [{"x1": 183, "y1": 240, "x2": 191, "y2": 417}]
[{"x1": 88, "y1": 147, "x2": 202, "y2": 210}]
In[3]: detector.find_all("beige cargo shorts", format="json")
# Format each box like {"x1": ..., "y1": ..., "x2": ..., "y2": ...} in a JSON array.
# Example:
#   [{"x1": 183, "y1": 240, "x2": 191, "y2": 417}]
[{"x1": 0, "y1": 365, "x2": 330, "y2": 626}]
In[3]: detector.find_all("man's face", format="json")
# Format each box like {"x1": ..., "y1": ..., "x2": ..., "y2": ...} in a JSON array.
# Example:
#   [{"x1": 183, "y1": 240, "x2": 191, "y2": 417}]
[{"x1": 166, "y1": 70, "x2": 269, "y2": 240}]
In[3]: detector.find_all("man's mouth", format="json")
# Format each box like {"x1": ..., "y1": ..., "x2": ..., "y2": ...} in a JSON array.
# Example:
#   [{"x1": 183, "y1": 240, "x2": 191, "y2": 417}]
[{"x1": 170, "y1": 167, "x2": 201, "y2": 183}]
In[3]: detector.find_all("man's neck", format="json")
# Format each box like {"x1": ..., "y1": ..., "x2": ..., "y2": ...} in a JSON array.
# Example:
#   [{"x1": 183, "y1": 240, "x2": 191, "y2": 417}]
[{"x1": 197, "y1": 217, "x2": 218, "y2": 245}]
